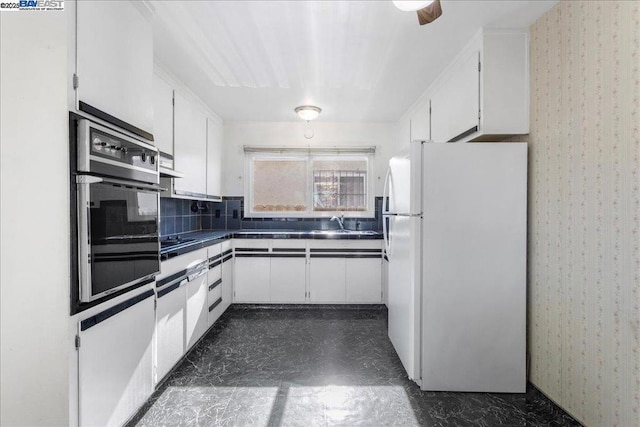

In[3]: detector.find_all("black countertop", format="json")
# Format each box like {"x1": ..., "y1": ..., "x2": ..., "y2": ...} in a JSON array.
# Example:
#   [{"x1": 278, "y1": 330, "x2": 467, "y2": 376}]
[{"x1": 160, "y1": 229, "x2": 383, "y2": 261}]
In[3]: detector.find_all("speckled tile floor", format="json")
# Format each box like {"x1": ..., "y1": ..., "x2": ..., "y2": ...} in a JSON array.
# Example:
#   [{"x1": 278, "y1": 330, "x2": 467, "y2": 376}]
[{"x1": 129, "y1": 306, "x2": 580, "y2": 427}]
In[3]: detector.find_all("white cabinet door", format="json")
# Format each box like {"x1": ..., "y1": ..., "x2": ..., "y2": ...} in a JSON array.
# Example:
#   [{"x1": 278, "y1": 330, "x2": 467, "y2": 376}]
[
  {"x1": 234, "y1": 257, "x2": 270, "y2": 302},
  {"x1": 156, "y1": 283, "x2": 186, "y2": 383},
  {"x1": 410, "y1": 102, "x2": 430, "y2": 141},
  {"x1": 309, "y1": 257, "x2": 346, "y2": 303},
  {"x1": 174, "y1": 92, "x2": 207, "y2": 196},
  {"x1": 221, "y1": 257, "x2": 234, "y2": 311},
  {"x1": 207, "y1": 262, "x2": 223, "y2": 327},
  {"x1": 345, "y1": 258, "x2": 382, "y2": 303},
  {"x1": 430, "y1": 50, "x2": 480, "y2": 142},
  {"x1": 153, "y1": 74, "x2": 174, "y2": 155},
  {"x1": 78, "y1": 293, "x2": 154, "y2": 427},
  {"x1": 207, "y1": 280, "x2": 224, "y2": 327},
  {"x1": 270, "y1": 257, "x2": 306, "y2": 302},
  {"x1": 186, "y1": 271, "x2": 208, "y2": 350},
  {"x1": 76, "y1": 0, "x2": 153, "y2": 135},
  {"x1": 206, "y1": 118, "x2": 223, "y2": 199}
]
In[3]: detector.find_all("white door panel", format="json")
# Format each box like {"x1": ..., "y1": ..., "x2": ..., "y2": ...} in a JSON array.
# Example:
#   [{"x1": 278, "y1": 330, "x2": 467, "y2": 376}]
[
  {"x1": 271, "y1": 257, "x2": 306, "y2": 302},
  {"x1": 388, "y1": 155, "x2": 411, "y2": 215},
  {"x1": 186, "y1": 274, "x2": 208, "y2": 350},
  {"x1": 345, "y1": 258, "x2": 381, "y2": 303},
  {"x1": 153, "y1": 74, "x2": 174, "y2": 155},
  {"x1": 387, "y1": 215, "x2": 418, "y2": 380},
  {"x1": 156, "y1": 285, "x2": 186, "y2": 383},
  {"x1": 174, "y1": 92, "x2": 207, "y2": 195},
  {"x1": 234, "y1": 257, "x2": 270, "y2": 302},
  {"x1": 78, "y1": 295, "x2": 154, "y2": 427},
  {"x1": 76, "y1": 0, "x2": 153, "y2": 134},
  {"x1": 421, "y1": 143, "x2": 526, "y2": 392},
  {"x1": 221, "y1": 259, "x2": 233, "y2": 311},
  {"x1": 309, "y1": 258, "x2": 345, "y2": 303}
]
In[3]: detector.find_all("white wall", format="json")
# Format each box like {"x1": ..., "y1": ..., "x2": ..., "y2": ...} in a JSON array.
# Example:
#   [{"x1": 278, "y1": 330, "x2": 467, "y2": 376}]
[
  {"x1": 0, "y1": 10, "x2": 70, "y2": 427},
  {"x1": 222, "y1": 121, "x2": 399, "y2": 196}
]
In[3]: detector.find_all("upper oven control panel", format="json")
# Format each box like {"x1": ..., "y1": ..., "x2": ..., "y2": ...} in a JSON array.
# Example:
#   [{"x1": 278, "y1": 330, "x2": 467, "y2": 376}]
[
  {"x1": 76, "y1": 118, "x2": 159, "y2": 184},
  {"x1": 90, "y1": 128, "x2": 157, "y2": 171}
]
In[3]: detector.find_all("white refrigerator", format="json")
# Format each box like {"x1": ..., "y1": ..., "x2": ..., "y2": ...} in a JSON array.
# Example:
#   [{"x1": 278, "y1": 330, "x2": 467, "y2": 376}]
[{"x1": 383, "y1": 140, "x2": 527, "y2": 393}]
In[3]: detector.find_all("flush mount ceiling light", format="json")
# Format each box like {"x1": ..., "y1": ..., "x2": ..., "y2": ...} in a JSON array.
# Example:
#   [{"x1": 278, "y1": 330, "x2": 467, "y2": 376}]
[
  {"x1": 392, "y1": 0, "x2": 433, "y2": 11},
  {"x1": 294, "y1": 105, "x2": 322, "y2": 122},
  {"x1": 393, "y1": 0, "x2": 443, "y2": 26}
]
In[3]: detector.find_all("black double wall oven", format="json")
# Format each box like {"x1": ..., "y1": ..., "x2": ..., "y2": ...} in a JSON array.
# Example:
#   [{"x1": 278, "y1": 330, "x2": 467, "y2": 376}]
[{"x1": 72, "y1": 115, "x2": 161, "y2": 308}]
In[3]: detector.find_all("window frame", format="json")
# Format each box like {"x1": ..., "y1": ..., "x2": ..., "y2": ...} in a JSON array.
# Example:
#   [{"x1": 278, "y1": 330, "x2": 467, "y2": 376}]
[{"x1": 244, "y1": 150, "x2": 375, "y2": 219}]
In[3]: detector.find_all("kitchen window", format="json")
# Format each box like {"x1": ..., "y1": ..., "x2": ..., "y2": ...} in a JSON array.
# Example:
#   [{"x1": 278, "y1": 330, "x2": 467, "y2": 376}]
[{"x1": 244, "y1": 147, "x2": 375, "y2": 218}]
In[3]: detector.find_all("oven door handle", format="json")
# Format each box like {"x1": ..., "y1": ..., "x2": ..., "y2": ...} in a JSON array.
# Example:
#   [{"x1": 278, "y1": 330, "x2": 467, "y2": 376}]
[
  {"x1": 104, "y1": 234, "x2": 159, "y2": 241},
  {"x1": 76, "y1": 175, "x2": 165, "y2": 192},
  {"x1": 77, "y1": 178, "x2": 93, "y2": 302}
]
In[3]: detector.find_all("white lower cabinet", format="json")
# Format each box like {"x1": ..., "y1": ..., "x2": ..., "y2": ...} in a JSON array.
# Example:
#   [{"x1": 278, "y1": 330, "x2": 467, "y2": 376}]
[
  {"x1": 234, "y1": 256, "x2": 271, "y2": 302},
  {"x1": 77, "y1": 292, "x2": 155, "y2": 427},
  {"x1": 155, "y1": 282, "x2": 187, "y2": 383},
  {"x1": 233, "y1": 239, "x2": 383, "y2": 304},
  {"x1": 186, "y1": 270, "x2": 209, "y2": 350},
  {"x1": 221, "y1": 256, "x2": 233, "y2": 311},
  {"x1": 346, "y1": 258, "x2": 382, "y2": 303},
  {"x1": 207, "y1": 259, "x2": 224, "y2": 327},
  {"x1": 309, "y1": 257, "x2": 346, "y2": 303},
  {"x1": 270, "y1": 256, "x2": 307, "y2": 302}
]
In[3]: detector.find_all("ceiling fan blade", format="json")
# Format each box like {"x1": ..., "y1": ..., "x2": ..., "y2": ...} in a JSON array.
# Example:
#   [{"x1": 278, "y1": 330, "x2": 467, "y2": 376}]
[{"x1": 416, "y1": 0, "x2": 442, "y2": 25}]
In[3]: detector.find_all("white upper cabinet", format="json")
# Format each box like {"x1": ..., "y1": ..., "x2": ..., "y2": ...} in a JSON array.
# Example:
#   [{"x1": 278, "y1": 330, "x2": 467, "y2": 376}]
[
  {"x1": 429, "y1": 28, "x2": 529, "y2": 143},
  {"x1": 162, "y1": 86, "x2": 223, "y2": 201},
  {"x1": 75, "y1": 0, "x2": 154, "y2": 139},
  {"x1": 206, "y1": 118, "x2": 223, "y2": 200},
  {"x1": 410, "y1": 101, "x2": 431, "y2": 142},
  {"x1": 173, "y1": 92, "x2": 207, "y2": 197},
  {"x1": 431, "y1": 50, "x2": 480, "y2": 143},
  {"x1": 479, "y1": 30, "x2": 529, "y2": 136},
  {"x1": 153, "y1": 74, "x2": 174, "y2": 155}
]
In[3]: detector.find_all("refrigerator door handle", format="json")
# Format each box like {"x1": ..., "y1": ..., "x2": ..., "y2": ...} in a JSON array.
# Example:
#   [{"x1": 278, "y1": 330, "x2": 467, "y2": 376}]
[
  {"x1": 383, "y1": 167, "x2": 391, "y2": 215},
  {"x1": 382, "y1": 168, "x2": 392, "y2": 258},
  {"x1": 383, "y1": 210, "x2": 392, "y2": 260},
  {"x1": 383, "y1": 213, "x2": 422, "y2": 217}
]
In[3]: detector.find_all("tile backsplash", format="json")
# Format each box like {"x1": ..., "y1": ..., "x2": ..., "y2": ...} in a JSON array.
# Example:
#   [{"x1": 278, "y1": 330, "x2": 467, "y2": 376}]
[
  {"x1": 161, "y1": 196, "x2": 384, "y2": 236},
  {"x1": 159, "y1": 198, "x2": 203, "y2": 236}
]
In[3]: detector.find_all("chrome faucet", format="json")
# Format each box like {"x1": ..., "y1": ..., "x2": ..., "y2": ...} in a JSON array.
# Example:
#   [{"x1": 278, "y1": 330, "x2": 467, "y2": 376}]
[{"x1": 331, "y1": 214, "x2": 345, "y2": 231}]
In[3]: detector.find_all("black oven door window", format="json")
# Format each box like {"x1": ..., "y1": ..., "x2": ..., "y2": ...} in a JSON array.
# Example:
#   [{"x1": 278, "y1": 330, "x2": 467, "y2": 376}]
[{"x1": 88, "y1": 182, "x2": 159, "y2": 298}]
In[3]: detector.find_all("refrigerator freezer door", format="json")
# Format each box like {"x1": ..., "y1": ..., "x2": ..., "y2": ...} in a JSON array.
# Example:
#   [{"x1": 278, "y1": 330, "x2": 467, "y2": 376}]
[
  {"x1": 387, "y1": 154, "x2": 411, "y2": 215},
  {"x1": 420, "y1": 142, "x2": 527, "y2": 393}
]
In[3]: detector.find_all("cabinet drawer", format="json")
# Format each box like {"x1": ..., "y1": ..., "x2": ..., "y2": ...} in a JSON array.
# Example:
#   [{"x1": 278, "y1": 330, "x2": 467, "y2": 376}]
[
  {"x1": 271, "y1": 240, "x2": 306, "y2": 250},
  {"x1": 233, "y1": 239, "x2": 269, "y2": 251}
]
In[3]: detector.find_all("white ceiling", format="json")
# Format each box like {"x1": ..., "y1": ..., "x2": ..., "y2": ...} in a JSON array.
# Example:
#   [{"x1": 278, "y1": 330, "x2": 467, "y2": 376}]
[{"x1": 151, "y1": 0, "x2": 557, "y2": 123}]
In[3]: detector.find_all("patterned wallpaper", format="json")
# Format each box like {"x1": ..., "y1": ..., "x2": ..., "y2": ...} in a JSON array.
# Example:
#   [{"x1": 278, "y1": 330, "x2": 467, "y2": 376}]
[{"x1": 518, "y1": 2, "x2": 640, "y2": 426}]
